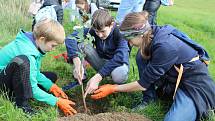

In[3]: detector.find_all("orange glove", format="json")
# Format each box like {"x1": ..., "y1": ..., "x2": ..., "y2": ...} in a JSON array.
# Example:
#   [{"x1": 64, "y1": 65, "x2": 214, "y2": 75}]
[
  {"x1": 56, "y1": 98, "x2": 77, "y2": 116},
  {"x1": 91, "y1": 84, "x2": 117, "y2": 100},
  {"x1": 50, "y1": 84, "x2": 68, "y2": 99}
]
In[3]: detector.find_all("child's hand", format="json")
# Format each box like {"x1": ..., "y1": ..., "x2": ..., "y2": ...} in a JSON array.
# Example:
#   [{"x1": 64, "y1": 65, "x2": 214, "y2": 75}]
[
  {"x1": 73, "y1": 65, "x2": 84, "y2": 85},
  {"x1": 50, "y1": 84, "x2": 68, "y2": 99},
  {"x1": 91, "y1": 84, "x2": 117, "y2": 99},
  {"x1": 57, "y1": 98, "x2": 77, "y2": 116},
  {"x1": 84, "y1": 73, "x2": 102, "y2": 98}
]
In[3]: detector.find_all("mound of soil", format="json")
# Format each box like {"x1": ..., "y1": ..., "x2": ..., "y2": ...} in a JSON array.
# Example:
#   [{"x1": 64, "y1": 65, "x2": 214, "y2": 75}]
[{"x1": 58, "y1": 112, "x2": 151, "y2": 121}]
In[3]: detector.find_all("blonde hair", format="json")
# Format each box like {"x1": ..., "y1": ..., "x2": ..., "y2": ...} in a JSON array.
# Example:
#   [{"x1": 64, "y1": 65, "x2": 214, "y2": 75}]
[
  {"x1": 33, "y1": 18, "x2": 65, "y2": 43},
  {"x1": 120, "y1": 11, "x2": 153, "y2": 60}
]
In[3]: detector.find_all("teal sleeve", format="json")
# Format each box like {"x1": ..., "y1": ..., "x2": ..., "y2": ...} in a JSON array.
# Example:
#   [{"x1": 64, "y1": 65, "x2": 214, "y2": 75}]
[
  {"x1": 29, "y1": 56, "x2": 58, "y2": 106},
  {"x1": 32, "y1": 81, "x2": 58, "y2": 106},
  {"x1": 37, "y1": 72, "x2": 53, "y2": 92}
]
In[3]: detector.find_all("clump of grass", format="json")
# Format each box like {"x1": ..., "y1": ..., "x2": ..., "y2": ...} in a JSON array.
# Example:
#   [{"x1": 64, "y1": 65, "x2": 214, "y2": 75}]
[
  {"x1": 0, "y1": 92, "x2": 27, "y2": 120},
  {"x1": 0, "y1": 0, "x2": 31, "y2": 45}
]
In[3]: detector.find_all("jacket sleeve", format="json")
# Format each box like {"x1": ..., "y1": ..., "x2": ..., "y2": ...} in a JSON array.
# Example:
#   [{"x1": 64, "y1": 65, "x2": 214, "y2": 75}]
[
  {"x1": 37, "y1": 72, "x2": 53, "y2": 91},
  {"x1": 65, "y1": 30, "x2": 80, "y2": 61},
  {"x1": 29, "y1": 56, "x2": 58, "y2": 106},
  {"x1": 98, "y1": 38, "x2": 129, "y2": 77},
  {"x1": 55, "y1": 6, "x2": 63, "y2": 24},
  {"x1": 137, "y1": 42, "x2": 178, "y2": 89},
  {"x1": 65, "y1": 28, "x2": 90, "y2": 62}
]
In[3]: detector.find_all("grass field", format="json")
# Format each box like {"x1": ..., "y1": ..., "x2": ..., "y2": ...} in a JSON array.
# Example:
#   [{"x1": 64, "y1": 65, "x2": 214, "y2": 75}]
[{"x1": 0, "y1": 0, "x2": 214, "y2": 120}]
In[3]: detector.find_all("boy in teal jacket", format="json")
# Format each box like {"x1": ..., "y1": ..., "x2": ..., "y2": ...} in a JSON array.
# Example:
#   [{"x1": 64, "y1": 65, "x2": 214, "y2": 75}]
[{"x1": 0, "y1": 18, "x2": 77, "y2": 116}]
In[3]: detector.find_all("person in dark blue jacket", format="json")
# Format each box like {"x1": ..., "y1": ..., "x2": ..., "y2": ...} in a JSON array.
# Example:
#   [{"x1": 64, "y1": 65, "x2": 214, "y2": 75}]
[
  {"x1": 65, "y1": 9, "x2": 130, "y2": 97},
  {"x1": 90, "y1": 11, "x2": 215, "y2": 121}
]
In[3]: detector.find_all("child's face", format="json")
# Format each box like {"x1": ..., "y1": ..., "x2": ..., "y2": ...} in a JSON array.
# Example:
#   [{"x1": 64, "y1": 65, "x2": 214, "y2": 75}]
[
  {"x1": 37, "y1": 37, "x2": 61, "y2": 52},
  {"x1": 94, "y1": 23, "x2": 114, "y2": 40},
  {"x1": 76, "y1": 3, "x2": 86, "y2": 12},
  {"x1": 128, "y1": 35, "x2": 142, "y2": 47}
]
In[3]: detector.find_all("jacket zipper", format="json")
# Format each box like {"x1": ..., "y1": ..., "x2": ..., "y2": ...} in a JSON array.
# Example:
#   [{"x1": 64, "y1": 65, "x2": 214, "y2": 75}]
[{"x1": 102, "y1": 40, "x2": 106, "y2": 52}]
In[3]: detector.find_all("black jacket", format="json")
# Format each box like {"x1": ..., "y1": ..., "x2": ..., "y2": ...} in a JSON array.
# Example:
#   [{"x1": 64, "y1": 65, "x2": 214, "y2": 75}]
[
  {"x1": 42, "y1": 0, "x2": 63, "y2": 24},
  {"x1": 32, "y1": 0, "x2": 63, "y2": 30}
]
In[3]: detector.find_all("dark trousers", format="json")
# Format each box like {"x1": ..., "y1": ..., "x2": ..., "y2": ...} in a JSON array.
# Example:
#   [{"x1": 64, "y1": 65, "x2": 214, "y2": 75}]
[
  {"x1": 143, "y1": 0, "x2": 161, "y2": 25},
  {"x1": 0, "y1": 55, "x2": 57, "y2": 106},
  {"x1": 38, "y1": 72, "x2": 57, "y2": 91},
  {"x1": 78, "y1": 43, "x2": 106, "y2": 71}
]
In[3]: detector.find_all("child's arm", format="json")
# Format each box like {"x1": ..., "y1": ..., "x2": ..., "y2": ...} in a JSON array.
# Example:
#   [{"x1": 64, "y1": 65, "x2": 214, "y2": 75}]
[
  {"x1": 29, "y1": 57, "x2": 57, "y2": 106},
  {"x1": 91, "y1": 81, "x2": 146, "y2": 100},
  {"x1": 37, "y1": 72, "x2": 53, "y2": 91}
]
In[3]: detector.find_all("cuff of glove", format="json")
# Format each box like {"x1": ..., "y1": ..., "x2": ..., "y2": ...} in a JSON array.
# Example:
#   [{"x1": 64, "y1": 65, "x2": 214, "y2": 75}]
[
  {"x1": 56, "y1": 98, "x2": 60, "y2": 106},
  {"x1": 111, "y1": 85, "x2": 118, "y2": 93},
  {"x1": 49, "y1": 84, "x2": 58, "y2": 92}
]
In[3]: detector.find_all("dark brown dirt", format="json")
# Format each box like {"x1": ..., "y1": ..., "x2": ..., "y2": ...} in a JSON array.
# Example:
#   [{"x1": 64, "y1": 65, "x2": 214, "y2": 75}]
[
  {"x1": 61, "y1": 86, "x2": 151, "y2": 121},
  {"x1": 67, "y1": 89, "x2": 109, "y2": 115},
  {"x1": 58, "y1": 112, "x2": 151, "y2": 121}
]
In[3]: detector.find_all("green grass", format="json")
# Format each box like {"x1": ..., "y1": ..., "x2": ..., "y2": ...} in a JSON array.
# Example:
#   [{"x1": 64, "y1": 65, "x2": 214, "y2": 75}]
[{"x1": 0, "y1": 0, "x2": 214, "y2": 120}]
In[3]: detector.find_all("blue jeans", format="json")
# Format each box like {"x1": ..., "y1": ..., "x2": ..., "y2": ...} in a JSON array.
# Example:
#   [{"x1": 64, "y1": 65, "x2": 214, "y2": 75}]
[
  {"x1": 116, "y1": 0, "x2": 145, "y2": 24},
  {"x1": 164, "y1": 89, "x2": 197, "y2": 121}
]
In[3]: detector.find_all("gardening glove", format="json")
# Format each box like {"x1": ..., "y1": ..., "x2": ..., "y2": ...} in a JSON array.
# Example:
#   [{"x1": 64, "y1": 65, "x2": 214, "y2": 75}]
[
  {"x1": 50, "y1": 84, "x2": 68, "y2": 99},
  {"x1": 91, "y1": 84, "x2": 117, "y2": 100},
  {"x1": 56, "y1": 98, "x2": 77, "y2": 116}
]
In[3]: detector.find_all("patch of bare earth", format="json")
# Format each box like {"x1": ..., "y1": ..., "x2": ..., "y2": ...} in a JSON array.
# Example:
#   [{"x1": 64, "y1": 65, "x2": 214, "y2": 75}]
[
  {"x1": 58, "y1": 112, "x2": 151, "y2": 121},
  {"x1": 60, "y1": 88, "x2": 151, "y2": 121}
]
